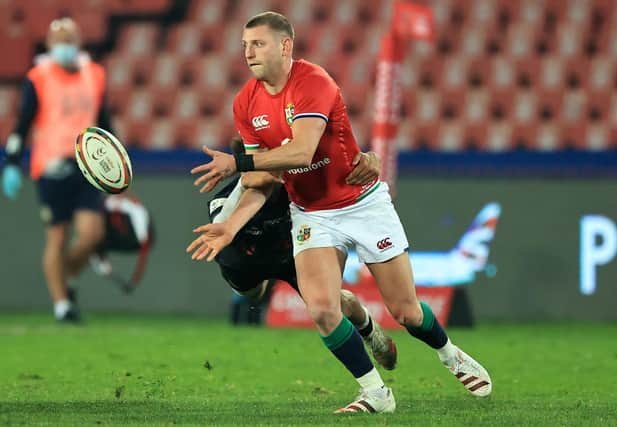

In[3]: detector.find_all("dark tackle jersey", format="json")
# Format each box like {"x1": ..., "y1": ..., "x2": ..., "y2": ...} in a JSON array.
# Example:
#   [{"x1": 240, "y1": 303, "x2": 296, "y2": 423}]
[{"x1": 208, "y1": 177, "x2": 293, "y2": 267}]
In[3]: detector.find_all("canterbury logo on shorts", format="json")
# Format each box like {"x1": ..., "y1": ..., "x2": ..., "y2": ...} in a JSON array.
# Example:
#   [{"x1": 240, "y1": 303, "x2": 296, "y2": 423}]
[{"x1": 376, "y1": 237, "x2": 393, "y2": 251}]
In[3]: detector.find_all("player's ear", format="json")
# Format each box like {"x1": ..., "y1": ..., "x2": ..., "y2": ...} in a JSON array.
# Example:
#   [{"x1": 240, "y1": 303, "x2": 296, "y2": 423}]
[{"x1": 281, "y1": 36, "x2": 293, "y2": 57}]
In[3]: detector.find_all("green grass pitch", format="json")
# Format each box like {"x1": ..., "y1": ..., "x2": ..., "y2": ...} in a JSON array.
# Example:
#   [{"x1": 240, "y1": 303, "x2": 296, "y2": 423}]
[{"x1": 1, "y1": 313, "x2": 616, "y2": 426}]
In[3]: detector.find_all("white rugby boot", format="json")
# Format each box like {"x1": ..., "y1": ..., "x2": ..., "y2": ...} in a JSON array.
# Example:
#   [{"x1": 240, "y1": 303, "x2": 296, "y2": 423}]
[
  {"x1": 334, "y1": 386, "x2": 396, "y2": 414},
  {"x1": 442, "y1": 346, "x2": 492, "y2": 397}
]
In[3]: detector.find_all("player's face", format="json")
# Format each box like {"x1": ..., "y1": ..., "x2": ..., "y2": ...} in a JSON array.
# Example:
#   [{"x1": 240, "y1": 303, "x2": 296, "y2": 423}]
[
  {"x1": 242, "y1": 25, "x2": 287, "y2": 81},
  {"x1": 47, "y1": 18, "x2": 81, "y2": 49},
  {"x1": 47, "y1": 18, "x2": 81, "y2": 67}
]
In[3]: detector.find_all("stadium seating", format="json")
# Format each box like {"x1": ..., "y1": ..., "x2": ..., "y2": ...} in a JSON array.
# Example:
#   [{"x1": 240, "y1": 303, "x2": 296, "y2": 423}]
[
  {"x1": 188, "y1": 0, "x2": 226, "y2": 27},
  {"x1": 0, "y1": 0, "x2": 616, "y2": 151},
  {"x1": 107, "y1": 0, "x2": 172, "y2": 15}
]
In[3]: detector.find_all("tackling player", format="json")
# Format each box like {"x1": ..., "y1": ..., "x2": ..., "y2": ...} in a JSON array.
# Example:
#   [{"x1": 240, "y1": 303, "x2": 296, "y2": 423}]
[
  {"x1": 189, "y1": 12, "x2": 492, "y2": 413},
  {"x1": 198, "y1": 137, "x2": 397, "y2": 370}
]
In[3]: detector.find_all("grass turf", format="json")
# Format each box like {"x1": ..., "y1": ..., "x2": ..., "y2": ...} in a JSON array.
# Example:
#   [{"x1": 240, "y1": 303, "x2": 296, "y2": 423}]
[{"x1": 1, "y1": 313, "x2": 616, "y2": 426}]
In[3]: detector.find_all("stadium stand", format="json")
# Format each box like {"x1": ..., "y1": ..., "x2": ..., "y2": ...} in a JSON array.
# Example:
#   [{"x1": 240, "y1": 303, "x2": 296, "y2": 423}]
[{"x1": 0, "y1": 0, "x2": 615, "y2": 151}]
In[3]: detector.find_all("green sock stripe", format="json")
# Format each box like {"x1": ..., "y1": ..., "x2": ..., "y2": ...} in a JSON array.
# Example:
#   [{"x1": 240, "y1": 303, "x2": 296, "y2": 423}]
[
  {"x1": 420, "y1": 301, "x2": 436, "y2": 331},
  {"x1": 320, "y1": 316, "x2": 355, "y2": 351}
]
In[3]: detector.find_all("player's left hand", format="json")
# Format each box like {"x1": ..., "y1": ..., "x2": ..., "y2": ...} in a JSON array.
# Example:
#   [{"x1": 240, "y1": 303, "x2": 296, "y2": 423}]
[
  {"x1": 186, "y1": 223, "x2": 235, "y2": 262},
  {"x1": 191, "y1": 146, "x2": 237, "y2": 193},
  {"x1": 2, "y1": 164, "x2": 23, "y2": 200},
  {"x1": 345, "y1": 151, "x2": 381, "y2": 185}
]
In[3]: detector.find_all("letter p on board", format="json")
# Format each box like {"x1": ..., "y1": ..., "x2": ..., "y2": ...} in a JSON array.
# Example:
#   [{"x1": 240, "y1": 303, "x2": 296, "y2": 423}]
[{"x1": 580, "y1": 215, "x2": 617, "y2": 295}]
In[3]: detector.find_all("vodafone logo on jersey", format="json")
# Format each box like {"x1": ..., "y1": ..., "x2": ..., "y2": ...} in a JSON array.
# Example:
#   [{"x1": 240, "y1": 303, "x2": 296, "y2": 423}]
[
  {"x1": 252, "y1": 115, "x2": 270, "y2": 131},
  {"x1": 287, "y1": 157, "x2": 331, "y2": 175}
]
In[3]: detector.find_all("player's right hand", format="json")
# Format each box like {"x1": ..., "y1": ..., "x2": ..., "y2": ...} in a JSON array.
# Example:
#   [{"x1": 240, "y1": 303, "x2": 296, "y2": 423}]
[
  {"x1": 2, "y1": 165, "x2": 22, "y2": 200},
  {"x1": 191, "y1": 146, "x2": 237, "y2": 193},
  {"x1": 186, "y1": 223, "x2": 234, "y2": 262}
]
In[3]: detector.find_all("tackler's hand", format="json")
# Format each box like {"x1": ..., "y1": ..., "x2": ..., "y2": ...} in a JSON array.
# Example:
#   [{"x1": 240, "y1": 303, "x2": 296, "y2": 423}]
[
  {"x1": 191, "y1": 146, "x2": 237, "y2": 193},
  {"x1": 346, "y1": 151, "x2": 380, "y2": 185},
  {"x1": 186, "y1": 223, "x2": 235, "y2": 262}
]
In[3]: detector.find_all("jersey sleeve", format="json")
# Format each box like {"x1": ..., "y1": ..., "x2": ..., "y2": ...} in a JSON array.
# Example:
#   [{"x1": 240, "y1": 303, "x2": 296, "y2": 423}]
[
  {"x1": 233, "y1": 91, "x2": 263, "y2": 152},
  {"x1": 291, "y1": 71, "x2": 339, "y2": 124}
]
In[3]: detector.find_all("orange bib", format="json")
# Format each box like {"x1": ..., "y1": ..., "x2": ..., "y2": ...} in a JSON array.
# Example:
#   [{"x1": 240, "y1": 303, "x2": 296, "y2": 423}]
[{"x1": 27, "y1": 57, "x2": 105, "y2": 179}]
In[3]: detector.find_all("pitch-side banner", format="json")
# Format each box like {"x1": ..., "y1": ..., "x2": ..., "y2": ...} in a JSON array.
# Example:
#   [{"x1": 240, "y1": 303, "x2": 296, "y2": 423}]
[{"x1": 266, "y1": 280, "x2": 454, "y2": 329}]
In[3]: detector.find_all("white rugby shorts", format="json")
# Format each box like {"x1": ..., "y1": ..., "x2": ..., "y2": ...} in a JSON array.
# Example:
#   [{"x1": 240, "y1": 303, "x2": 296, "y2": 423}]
[{"x1": 289, "y1": 182, "x2": 409, "y2": 263}]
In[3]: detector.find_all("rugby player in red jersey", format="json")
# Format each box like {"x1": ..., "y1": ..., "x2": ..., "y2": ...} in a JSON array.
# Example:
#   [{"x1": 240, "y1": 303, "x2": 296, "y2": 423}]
[
  {"x1": 199, "y1": 137, "x2": 397, "y2": 369},
  {"x1": 189, "y1": 12, "x2": 492, "y2": 413}
]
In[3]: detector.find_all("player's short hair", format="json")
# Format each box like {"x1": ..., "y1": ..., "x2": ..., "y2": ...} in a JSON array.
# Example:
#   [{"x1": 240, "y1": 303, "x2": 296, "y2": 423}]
[
  {"x1": 48, "y1": 17, "x2": 80, "y2": 38},
  {"x1": 49, "y1": 16, "x2": 78, "y2": 31},
  {"x1": 245, "y1": 11, "x2": 294, "y2": 40}
]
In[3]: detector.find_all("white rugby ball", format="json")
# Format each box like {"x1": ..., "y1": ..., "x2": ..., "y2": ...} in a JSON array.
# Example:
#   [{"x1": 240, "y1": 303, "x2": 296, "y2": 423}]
[{"x1": 75, "y1": 126, "x2": 132, "y2": 194}]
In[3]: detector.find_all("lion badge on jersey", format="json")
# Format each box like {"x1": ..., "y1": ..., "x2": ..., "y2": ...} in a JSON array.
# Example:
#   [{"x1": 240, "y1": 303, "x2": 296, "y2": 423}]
[
  {"x1": 296, "y1": 224, "x2": 311, "y2": 244},
  {"x1": 285, "y1": 103, "x2": 295, "y2": 126}
]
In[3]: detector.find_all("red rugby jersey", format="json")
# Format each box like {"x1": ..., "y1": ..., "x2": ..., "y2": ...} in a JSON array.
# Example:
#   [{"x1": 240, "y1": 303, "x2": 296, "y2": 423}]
[{"x1": 233, "y1": 59, "x2": 377, "y2": 211}]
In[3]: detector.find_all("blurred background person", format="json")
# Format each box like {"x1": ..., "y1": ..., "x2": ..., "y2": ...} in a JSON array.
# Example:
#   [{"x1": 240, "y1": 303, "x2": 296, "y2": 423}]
[
  {"x1": 1, "y1": 17, "x2": 114, "y2": 323},
  {"x1": 89, "y1": 192, "x2": 155, "y2": 294}
]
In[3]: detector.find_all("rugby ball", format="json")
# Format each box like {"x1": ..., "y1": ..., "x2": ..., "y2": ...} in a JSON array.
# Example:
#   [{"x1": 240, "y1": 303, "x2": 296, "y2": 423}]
[{"x1": 75, "y1": 126, "x2": 132, "y2": 194}]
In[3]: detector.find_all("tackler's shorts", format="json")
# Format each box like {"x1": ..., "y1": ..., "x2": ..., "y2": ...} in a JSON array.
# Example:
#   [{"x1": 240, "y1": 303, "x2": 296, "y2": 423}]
[{"x1": 219, "y1": 259, "x2": 298, "y2": 294}]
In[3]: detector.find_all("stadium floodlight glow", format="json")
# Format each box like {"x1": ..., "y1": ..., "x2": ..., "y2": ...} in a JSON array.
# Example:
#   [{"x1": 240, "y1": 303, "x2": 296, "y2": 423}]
[{"x1": 580, "y1": 215, "x2": 617, "y2": 295}]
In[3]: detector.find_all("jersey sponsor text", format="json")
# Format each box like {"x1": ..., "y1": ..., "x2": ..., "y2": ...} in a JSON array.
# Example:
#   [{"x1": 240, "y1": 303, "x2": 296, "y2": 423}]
[{"x1": 287, "y1": 157, "x2": 331, "y2": 175}]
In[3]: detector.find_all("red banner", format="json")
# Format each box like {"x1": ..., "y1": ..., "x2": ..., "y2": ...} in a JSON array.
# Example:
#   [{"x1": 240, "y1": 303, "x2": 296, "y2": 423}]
[
  {"x1": 370, "y1": 34, "x2": 406, "y2": 197},
  {"x1": 392, "y1": 2, "x2": 434, "y2": 41},
  {"x1": 266, "y1": 279, "x2": 455, "y2": 330},
  {"x1": 370, "y1": 3, "x2": 434, "y2": 197}
]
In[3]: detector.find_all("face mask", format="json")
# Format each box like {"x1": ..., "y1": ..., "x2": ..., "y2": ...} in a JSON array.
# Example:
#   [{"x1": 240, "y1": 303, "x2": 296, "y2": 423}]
[{"x1": 50, "y1": 43, "x2": 78, "y2": 67}]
